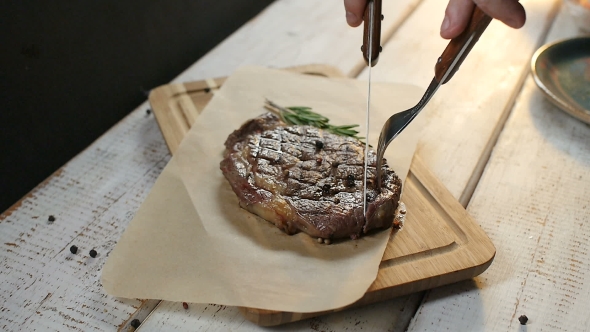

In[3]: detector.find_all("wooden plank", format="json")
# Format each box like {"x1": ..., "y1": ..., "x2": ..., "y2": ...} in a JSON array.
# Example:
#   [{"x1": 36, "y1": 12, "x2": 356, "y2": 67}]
[
  {"x1": 358, "y1": 0, "x2": 560, "y2": 204},
  {"x1": 147, "y1": 74, "x2": 495, "y2": 326},
  {"x1": 171, "y1": 0, "x2": 423, "y2": 82},
  {"x1": 407, "y1": 6, "x2": 590, "y2": 331},
  {"x1": 0, "y1": 100, "x2": 169, "y2": 331},
  {"x1": 137, "y1": 294, "x2": 424, "y2": 332}
]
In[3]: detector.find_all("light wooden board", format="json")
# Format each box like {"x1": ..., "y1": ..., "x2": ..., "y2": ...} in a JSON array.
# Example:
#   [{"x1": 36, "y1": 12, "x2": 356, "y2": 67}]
[
  {"x1": 148, "y1": 69, "x2": 495, "y2": 326},
  {"x1": 359, "y1": 0, "x2": 561, "y2": 205},
  {"x1": 151, "y1": 64, "x2": 345, "y2": 154},
  {"x1": 407, "y1": 6, "x2": 590, "y2": 332}
]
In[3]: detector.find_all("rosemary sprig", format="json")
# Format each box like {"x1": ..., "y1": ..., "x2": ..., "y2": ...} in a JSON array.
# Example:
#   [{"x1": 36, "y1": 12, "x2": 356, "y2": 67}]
[{"x1": 264, "y1": 99, "x2": 364, "y2": 141}]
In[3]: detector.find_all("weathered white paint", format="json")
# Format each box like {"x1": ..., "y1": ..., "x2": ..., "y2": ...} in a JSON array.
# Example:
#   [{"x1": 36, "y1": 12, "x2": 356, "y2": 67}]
[
  {"x1": 408, "y1": 6, "x2": 590, "y2": 332},
  {"x1": 0, "y1": 104, "x2": 169, "y2": 331},
  {"x1": 138, "y1": 294, "x2": 424, "y2": 332}
]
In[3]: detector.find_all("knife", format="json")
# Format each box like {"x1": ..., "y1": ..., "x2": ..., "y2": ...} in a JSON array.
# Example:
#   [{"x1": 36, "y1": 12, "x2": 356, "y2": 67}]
[
  {"x1": 361, "y1": 0, "x2": 382, "y2": 215},
  {"x1": 362, "y1": 0, "x2": 382, "y2": 67}
]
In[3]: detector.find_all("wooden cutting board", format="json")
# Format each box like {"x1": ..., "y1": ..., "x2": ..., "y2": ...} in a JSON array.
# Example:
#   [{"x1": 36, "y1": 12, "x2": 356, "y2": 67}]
[{"x1": 148, "y1": 64, "x2": 495, "y2": 326}]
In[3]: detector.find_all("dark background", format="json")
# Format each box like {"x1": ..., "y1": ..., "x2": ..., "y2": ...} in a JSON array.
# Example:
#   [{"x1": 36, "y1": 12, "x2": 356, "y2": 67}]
[{"x1": 0, "y1": 1, "x2": 274, "y2": 213}]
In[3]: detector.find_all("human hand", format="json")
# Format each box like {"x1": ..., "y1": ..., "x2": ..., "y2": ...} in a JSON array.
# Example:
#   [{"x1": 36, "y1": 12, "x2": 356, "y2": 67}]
[
  {"x1": 343, "y1": 0, "x2": 526, "y2": 39},
  {"x1": 441, "y1": 0, "x2": 526, "y2": 39},
  {"x1": 343, "y1": 0, "x2": 366, "y2": 27}
]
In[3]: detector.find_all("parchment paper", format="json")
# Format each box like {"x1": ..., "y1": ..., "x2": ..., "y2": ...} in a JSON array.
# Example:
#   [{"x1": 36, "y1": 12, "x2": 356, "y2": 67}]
[{"x1": 102, "y1": 66, "x2": 425, "y2": 313}]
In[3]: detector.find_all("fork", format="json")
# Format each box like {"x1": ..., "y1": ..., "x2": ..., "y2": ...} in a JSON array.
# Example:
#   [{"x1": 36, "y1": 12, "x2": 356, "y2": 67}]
[{"x1": 376, "y1": 7, "x2": 492, "y2": 189}]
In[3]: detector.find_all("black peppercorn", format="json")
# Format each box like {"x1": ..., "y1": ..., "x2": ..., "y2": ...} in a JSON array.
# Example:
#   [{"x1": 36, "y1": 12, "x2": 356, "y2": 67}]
[
  {"x1": 518, "y1": 315, "x2": 528, "y2": 325},
  {"x1": 347, "y1": 174, "x2": 355, "y2": 187},
  {"x1": 69, "y1": 245, "x2": 78, "y2": 254},
  {"x1": 89, "y1": 249, "x2": 97, "y2": 258},
  {"x1": 130, "y1": 318, "x2": 141, "y2": 328},
  {"x1": 204, "y1": 88, "x2": 211, "y2": 93},
  {"x1": 146, "y1": 109, "x2": 151, "y2": 115},
  {"x1": 48, "y1": 215, "x2": 55, "y2": 222},
  {"x1": 315, "y1": 140, "x2": 324, "y2": 149},
  {"x1": 322, "y1": 184, "x2": 331, "y2": 195}
]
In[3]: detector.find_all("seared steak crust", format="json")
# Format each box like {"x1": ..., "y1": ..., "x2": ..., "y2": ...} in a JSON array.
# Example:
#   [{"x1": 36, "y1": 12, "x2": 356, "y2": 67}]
[{"x1": 220, "y1": 113, "x2": 402, "y2": 240}]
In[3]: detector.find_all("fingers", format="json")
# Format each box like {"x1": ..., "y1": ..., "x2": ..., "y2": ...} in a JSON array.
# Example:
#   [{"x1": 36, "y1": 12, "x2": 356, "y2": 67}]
[
  {"x1": 473, "y1": 0, "x2": 526, "y2": 28},
  {"x1": 440, "y1": 0, "x2": 526, "y2": 39},
  {"x1": 441, "y1": 0, "x2": 475, "y2": 39},
  {"x1": 344, "y1": 0, "x2": 367, "y2": 27}
]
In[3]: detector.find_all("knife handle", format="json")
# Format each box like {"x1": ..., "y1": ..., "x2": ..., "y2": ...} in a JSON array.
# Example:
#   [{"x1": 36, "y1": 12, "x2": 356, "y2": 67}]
[
  {"x1": 362, "y1": 0, "x2": 383, "y2": 67},
  {"x1": 434, "y1": 6, "x2": 492, "y2": 84}
]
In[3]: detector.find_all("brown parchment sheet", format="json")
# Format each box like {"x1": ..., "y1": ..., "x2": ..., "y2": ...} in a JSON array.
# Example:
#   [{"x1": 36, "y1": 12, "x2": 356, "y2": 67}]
[{"x1": 102, "y1": 66, "x2": 425, "y2": 313}]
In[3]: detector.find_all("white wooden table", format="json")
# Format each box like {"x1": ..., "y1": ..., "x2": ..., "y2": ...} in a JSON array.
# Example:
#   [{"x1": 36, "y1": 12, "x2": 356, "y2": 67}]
[{"x1": 1, "y1": 0, "x2": 588, "y2": 331}]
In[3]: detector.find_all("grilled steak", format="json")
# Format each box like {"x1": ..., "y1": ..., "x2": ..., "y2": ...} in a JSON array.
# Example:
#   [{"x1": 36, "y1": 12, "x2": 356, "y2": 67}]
[{"x1": 220, "y1": 113, "x2": 402, "y2": 241}]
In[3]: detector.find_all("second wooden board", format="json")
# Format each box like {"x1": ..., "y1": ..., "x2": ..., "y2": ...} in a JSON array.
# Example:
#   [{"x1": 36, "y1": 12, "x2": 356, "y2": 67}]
[{"x1": 148, "y1": 65, "x2": 496, "y2": 326}]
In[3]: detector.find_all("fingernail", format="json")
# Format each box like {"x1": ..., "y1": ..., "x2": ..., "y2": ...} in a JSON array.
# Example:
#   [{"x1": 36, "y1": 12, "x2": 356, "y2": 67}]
[
  {"x1": 346, "y1": 11, "x2": 358, "y2": 25},
  {"x1": 441, "y1": 15, "x2": 451, "y2": 31}
]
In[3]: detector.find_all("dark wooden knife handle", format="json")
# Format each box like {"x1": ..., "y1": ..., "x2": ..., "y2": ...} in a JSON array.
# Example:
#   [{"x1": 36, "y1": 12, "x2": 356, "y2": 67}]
[
  {"x1": 434, "y1": 6, "x2": 492, "y2": 84},
  {"x1": 362, "y1": 0, "x2": 382, "y2": 67}
]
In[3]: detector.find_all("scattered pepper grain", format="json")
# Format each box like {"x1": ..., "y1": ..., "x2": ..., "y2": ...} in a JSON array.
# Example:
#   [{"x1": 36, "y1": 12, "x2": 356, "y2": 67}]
[
  {"x1": 182, "y1": 302, "x2": 189, "y2": 310},
  {"x1": 518, "y1": 315, "x2": 528, "y2": 325},
  {"x1": 347, "y1": 174, "x2": 355, "y2": 187},
  {"x1": 89, "y1": 249, "x2": 97, "y2": 258},
  {"x1": 69, "y1": 245, "x2": 78, "y2": 254},
  {"x1": 48, "y1": 215, "x2": 56, "y2": 222},
  {"x1": 130, "y1": 318, "x2": 141, "y2": 328}
]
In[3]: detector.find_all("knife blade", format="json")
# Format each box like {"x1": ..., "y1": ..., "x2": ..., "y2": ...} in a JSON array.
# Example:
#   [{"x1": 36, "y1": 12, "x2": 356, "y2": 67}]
[{"x1": 361, "y1": 0, "x2": 382, "y2": 215}]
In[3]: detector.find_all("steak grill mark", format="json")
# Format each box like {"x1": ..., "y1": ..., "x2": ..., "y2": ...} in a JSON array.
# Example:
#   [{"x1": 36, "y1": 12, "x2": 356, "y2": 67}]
[{"x1": 221, "y1": 113, "x2": 401, "y2": 240}]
